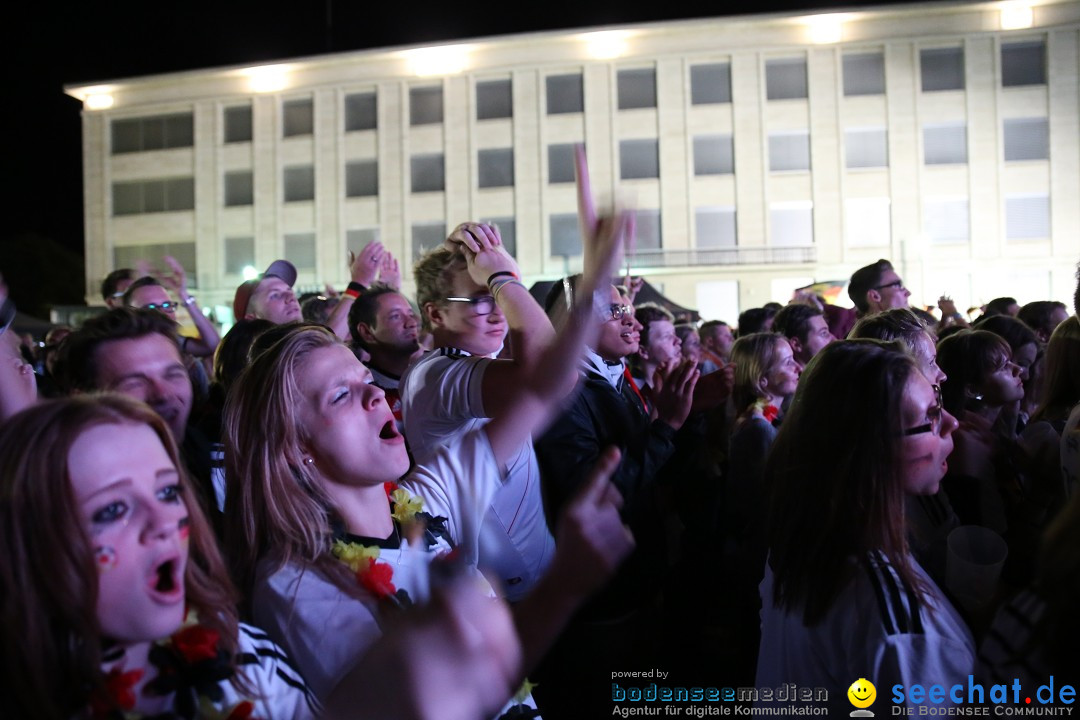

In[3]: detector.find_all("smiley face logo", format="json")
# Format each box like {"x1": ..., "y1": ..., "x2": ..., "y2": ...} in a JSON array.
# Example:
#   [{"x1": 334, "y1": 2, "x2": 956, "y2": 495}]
[{"x1": 848, "y1": 678, "x2": 876, "y2": 709}]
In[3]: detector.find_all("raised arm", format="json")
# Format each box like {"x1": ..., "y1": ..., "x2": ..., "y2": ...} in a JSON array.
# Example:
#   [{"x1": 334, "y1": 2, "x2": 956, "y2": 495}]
[
  {"x1": 447, "y1": 222, "x2": 557, "y2": 425},
  {"x1": 158, "y1": 256, "x2": 220, "y2": 357},
  {"x1": 326, "y1": 242, "x2": 385, "y2": 340}
]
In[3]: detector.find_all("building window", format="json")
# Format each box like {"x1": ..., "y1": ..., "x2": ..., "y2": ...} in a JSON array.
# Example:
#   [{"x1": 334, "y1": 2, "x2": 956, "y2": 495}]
[
  {"x1": 111, "y1": 113, "x2": 194, "y2": 154},
  {"x1": 845, "y1": 128, "x2": 888, "y2": 169},
  {"x1": 635, "y1": 210, "x2": 662, "y2": 250},
  {"x1": 1005, "y1": 194, "x2": 1050, "y2": 239},
  {"x1": 224, "y1": 236, "x2": 255, "y2": 275},
  {"x1": 920, "y1": 47, "x2": 965, "y2": 91},
  {"x1": 765, "y1": 58, "x2": 808, "y2": 100},
  {"x1": 282, "y1": 99, "x2": 314, "y2": 137},
  {"x1": 411, "y1": 154, "x2": 445, "y2": 193},
  {"x1": 284, "y1": 232, "x2": 316, "y2": 270},
  {"x1": 620, "y1": 139, "x2": 659, "y2": 180},
  {"x1": 690, "y1": 63, "x2": 731, "y2": 105},
  {"x1": 844, "y1": 198, "x2": 891, "y2": 247},
  {"x1": 924, "y1": 197, "x2": 970, "y2": 244},
  {"x1": 548, "y1": 143, "x2": 577, "y2": 184},
  {"x1": 412, "y1": 222, "x2": 446, "y2": 261},
  {"x1": 345, "y1": 160, "x2": 379, "y2": 197},
  {"x1": 769, "y1": 131, "x2": 811, "y2": 172},
  {"x1": 480, "y1": 217, "x2": 517, "y2": 257},
  {"x1": 112, "y1": 178, "x2": 195, "y2": 216},
  {"x1": 770, "y1": 203, "x2": 814, "y2": 246},
  {"x1": 923, "y1": 123, "x2": 967, "y2": 165},
  {"x1": 224, "y1": 106, "x2": 253, "y2": 143},
  {"x1": 115, "y1": 243, "x2": 197, "y2": 281},
  {"x1": 843, "y1": 52, "x2": 886, "y2": 96},
  {"x1": 476, "y1": 79, "x2": 512, "y2": 120},
  {"x1": 549, "y1": 213, "x2": 581, "y2": 256},
  {"x1": 410, "y1": 86, "x2": 443, "y2": 126},
  {"x1": 223, "y1": 171, "x2": 254, "y2": 206},
  {"x1": 693, "y1": 135, "x2": 734, "y2": 175},
  {"x1": 346, "y1": 228, "x2": 381, "y2": 256},
  {"x1": 478, "y1": 149, "x2": 514, "y2": 189},
  {"x1": 1002, "y1": 40, "x2": 1046, "y2": 87},
  {"x1": 695, "y1": 207, "x2": 737, "y2": 248},
  {"x1": 344, "y1": 92, "x2": 377, "y2": 132},
  {"x1": 1003, "y1": 118, "x2": 1049, "y2": 161},
  {"x1": 283, "y1": 165, "x2": 315, "y2": 202},
  {"x1": 546, "y1": 73, "x2": 584, "y2": 115},
  {"x1": 617, "y1": 68, "x2": 657, "y2": 110}
]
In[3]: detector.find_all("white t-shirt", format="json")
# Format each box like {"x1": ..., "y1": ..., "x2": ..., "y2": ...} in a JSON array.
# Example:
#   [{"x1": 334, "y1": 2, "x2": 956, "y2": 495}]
[
  {"x1": 400, "y1": 348, "x2": 555, "y2": 600},
  {"x1": 756, "y1": 551, "x2": 975, "y2": 715}
]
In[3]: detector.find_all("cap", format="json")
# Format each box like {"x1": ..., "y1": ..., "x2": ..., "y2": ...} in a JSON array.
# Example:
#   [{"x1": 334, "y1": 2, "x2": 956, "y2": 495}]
[{"x1": 232, "y1": 260, "x2": 298, "y2": 319}]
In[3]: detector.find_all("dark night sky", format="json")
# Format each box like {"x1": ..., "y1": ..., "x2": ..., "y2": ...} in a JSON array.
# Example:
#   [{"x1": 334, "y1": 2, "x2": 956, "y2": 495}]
[{"x1": 9, "y1": 0, "x2": 913, "y2": 261}]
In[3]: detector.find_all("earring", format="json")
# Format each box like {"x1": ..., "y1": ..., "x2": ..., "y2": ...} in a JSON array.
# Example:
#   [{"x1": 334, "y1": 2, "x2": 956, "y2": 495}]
[{"x1": 304, "y1": 457, "x2": 315, "y2": 465}]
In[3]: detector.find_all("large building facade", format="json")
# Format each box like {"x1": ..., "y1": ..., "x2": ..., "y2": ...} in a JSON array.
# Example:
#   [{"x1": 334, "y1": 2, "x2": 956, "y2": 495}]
[{"x1": 66, "y1": 0, "x2": 1080, "y2": 324}]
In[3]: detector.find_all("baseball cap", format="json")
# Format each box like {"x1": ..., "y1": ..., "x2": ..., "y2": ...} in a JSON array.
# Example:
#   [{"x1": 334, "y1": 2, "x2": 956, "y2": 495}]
[{"x1": 233, "y1": 260, "x2": 298, "y2": 319}]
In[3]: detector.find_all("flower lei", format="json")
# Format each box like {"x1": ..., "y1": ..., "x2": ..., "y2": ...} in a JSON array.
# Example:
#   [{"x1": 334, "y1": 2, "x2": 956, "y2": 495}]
[
  {"x1": 331, "y1": 483, "x2": 450, "y2": 610},
  {"x1": 90, "y1": 612, "x2": 256, "y2": 720},
  {"x1": 753, "y1": 397, "x2": 780, "y2": 424}
]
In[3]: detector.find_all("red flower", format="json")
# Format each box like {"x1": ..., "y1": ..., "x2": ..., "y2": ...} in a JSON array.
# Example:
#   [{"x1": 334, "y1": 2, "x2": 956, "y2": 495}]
[
  {"x1": 90, "y1": 667, "x2": 143, "y2": 718},
  {"x1": 225, "y1": 700, "x2": 256, "y2": 719},
  {"x1": 762, "y1": 404, "x2": 780, "y2": 423},
  {"x1": 357, "y1": 557, "x2": 396, "y2": 599},
  {"x1": 383, "y1": 481, "x2": 399, "y2": 499},
  {"x1": 171, "y1": 624, "x2": 220, "y2": 663}
]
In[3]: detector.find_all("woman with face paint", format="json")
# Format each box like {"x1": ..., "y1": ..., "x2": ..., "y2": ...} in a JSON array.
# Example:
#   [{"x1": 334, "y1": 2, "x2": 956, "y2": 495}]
[{"x1": 0, "y1": 395, "x2": 317, "y2": 720}]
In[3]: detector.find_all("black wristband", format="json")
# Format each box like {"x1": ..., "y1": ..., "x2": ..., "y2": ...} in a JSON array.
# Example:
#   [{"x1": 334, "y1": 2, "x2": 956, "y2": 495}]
[
  {"x1": 346, "y1": 281, "x2": 366, "y2": 295},
  {"x1": 487, "y1": 271, "x2": 518, "y2": 285}
]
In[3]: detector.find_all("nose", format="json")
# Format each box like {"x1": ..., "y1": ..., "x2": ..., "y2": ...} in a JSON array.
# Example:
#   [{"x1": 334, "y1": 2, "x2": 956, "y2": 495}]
[
  {"x1": 141, "y1": 503, "x2": 184, "y2": 543},
  {"x1": 940, "y1": 408, "x2": 960, "y2": 438},
  {"x1": 360, "y1": 382, "x2": 387, "y2": 410}
]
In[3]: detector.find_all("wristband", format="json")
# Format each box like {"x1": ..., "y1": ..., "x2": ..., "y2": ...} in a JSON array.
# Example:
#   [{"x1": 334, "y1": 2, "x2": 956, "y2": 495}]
[
  {"x1": 487, "y1": 271, "x2": 519, "y2": 286},
  {"x1": 182, "y1": 295, "x2": 197, "y2": 306},
  {"x1": 344, "y1": 281, "x2": 366, "y2": 300}
]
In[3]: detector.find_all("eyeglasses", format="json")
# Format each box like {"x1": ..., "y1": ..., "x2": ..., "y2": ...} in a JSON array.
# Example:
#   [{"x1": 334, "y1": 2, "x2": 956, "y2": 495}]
[
  {"x1": 903, "y1": 384, "x2": 944, "y2": 436},
  {"x1": 144, "y1": 302, "x2": 177, "y2": 312},
  {"x1": 605, "y1": 304, "x2": 635, "y2": 322},
  {"x1": 444, "y1": 295, "x2": 496, "y2": 316},
  {"x1": 874, "y1": 279, "x2": 906, "y2": 291}
]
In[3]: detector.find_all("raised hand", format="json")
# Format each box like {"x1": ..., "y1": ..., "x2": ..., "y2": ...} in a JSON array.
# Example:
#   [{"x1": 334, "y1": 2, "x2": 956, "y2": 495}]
[
  {"x1": 651, "y1": 357, "x2": 700, "y2": 430},
  {"x1": 378, "y1": 252, "x2": 402, "y2": 290},
  {"x1": 350, "y1": 241, "x2": 386, "y2": 287},
  {"x1": 448, "y1": 223, "x2": 520, "y2": 287},
  {"x1": 158, "y1": 255, "x2": 189, "y2": 297}
]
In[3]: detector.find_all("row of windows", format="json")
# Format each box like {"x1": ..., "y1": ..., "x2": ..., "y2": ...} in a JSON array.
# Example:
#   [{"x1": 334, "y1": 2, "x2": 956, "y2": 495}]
[
  {"x1": 117, "y1": 118, "x2": 1051, "y2": 214},
  {"x1": 123, "y1": 193, "x2": 1050, "y2": 281},
  {"x1": 127, "y1": 115, "x2": 1051, "y2": 213},
  {"x1": 112, "y1": 39, "x2": 1047, "y2": 154}
]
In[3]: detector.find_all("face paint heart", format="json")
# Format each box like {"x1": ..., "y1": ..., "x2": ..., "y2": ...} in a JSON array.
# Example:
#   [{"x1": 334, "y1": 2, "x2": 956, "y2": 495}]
[{"x1": 95, "y1": 546, "x2": 117, "y2": 572}]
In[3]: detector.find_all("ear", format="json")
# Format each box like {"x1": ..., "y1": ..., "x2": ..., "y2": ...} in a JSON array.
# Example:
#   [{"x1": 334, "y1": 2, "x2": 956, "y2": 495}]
[
  {"x1": 758, "y1": 374, "x2": 770, "y2": 393},
  {"x1": 788, "y1": 336, "x2": 803, "y2": 357},
  {"x1": 424, "y1": 301, "x2": 444, "y2": 329},
  {"x1": 356, "y1": 322, "x2": 378, "y2": 346},
  {"x1": 244, "y1": 312, "x2": 257, "y2": 321},
  {"x1": 637, "y1": 343, "x2": 651, "y2": 361},
  {"x1": 866, "y1": 289, "x2": 882, "y2": 308}
]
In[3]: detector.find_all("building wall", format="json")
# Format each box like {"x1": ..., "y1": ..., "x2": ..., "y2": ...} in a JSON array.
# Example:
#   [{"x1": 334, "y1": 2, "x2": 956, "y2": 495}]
[{"x1": 67, "y1": 0, "x2": 1080, "y2": 325}]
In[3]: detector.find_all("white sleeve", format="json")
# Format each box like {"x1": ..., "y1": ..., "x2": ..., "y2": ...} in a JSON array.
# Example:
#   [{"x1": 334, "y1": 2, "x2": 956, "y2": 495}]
[
  {"x1": 252, "y1": 563, "x2": 382, "y2": 704},
  {"x1": 873, "y1": 634, "x2": 976, "y2": 708},
  {"x1": 401, "y1": 355, "x2": 492, "y2": 444},
  {"x1": 236, "y1": 623, "x2": 321, "y2": 719},
  {"x1": 401, "y1": 429, "x2": 505, "y2": 567}
]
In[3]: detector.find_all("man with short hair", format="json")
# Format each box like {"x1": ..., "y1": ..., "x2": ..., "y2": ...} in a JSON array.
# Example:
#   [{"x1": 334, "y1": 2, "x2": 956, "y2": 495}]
[
  {"x1": 847, "y1": 258, "x2": 911, "y2": 316},
  {"x1": 101, "y1": 268, "x2": 134, "y2": 309},
  {"x1": 233, "y1": 260, "x2": 302, "y2": 325},
  {"x1": 402, "y1": 222, "x2": 556, "y2": 601},
  {"x1": 1018, "y1": 300, "x2": 1068, "y2": 344},
  {"x1": 772, "y1": 303, "x2": 835, "y2": 369},
  {"x1": 348, "y1": 285, "x2": 422, "y2": 424},
  {"x1": 56, "y1": 308, "x2": 215, "y2": 514},
  {"x1": 629, "y1": 303, "x2": 681, "y2": 389},
  {"x1": 698, "y1": 320, "x2": 734, "y2": 374}
]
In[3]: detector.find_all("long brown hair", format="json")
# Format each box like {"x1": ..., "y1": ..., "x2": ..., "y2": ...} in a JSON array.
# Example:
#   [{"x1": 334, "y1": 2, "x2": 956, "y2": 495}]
[
  {"x1": 0, "y1": 395, "x2": 239, "y2": 720},
  {"x1": 1031, "y1": 316, "x2": 1080, "y2": 424},
  {"x1": 764, "y1": 340, "x2": 928, "y2": 625},
  {"x1": 223, "y1": 324, "x2": 361, "y2": 599},
  {"x1": 730, "y1": 332, "x2": 787, "y2": 413}
]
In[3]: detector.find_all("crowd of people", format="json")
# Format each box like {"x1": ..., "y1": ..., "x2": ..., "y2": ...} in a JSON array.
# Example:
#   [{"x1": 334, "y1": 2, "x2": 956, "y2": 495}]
[{"x1": 0, "y1": 146, "x2": 1077, "y2": 719}]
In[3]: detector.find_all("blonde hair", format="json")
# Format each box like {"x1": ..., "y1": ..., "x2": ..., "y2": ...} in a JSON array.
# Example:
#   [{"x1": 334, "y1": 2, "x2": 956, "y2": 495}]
[
  {"x1": 413, "y1": 246, "x2": 467, "y2": 332},
  {"x1": 731, "y1": 332, "x2": 788, "y2": 413},
  {"x1": 223, "y1": 324, "x2": 361, "y2": 598}
]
